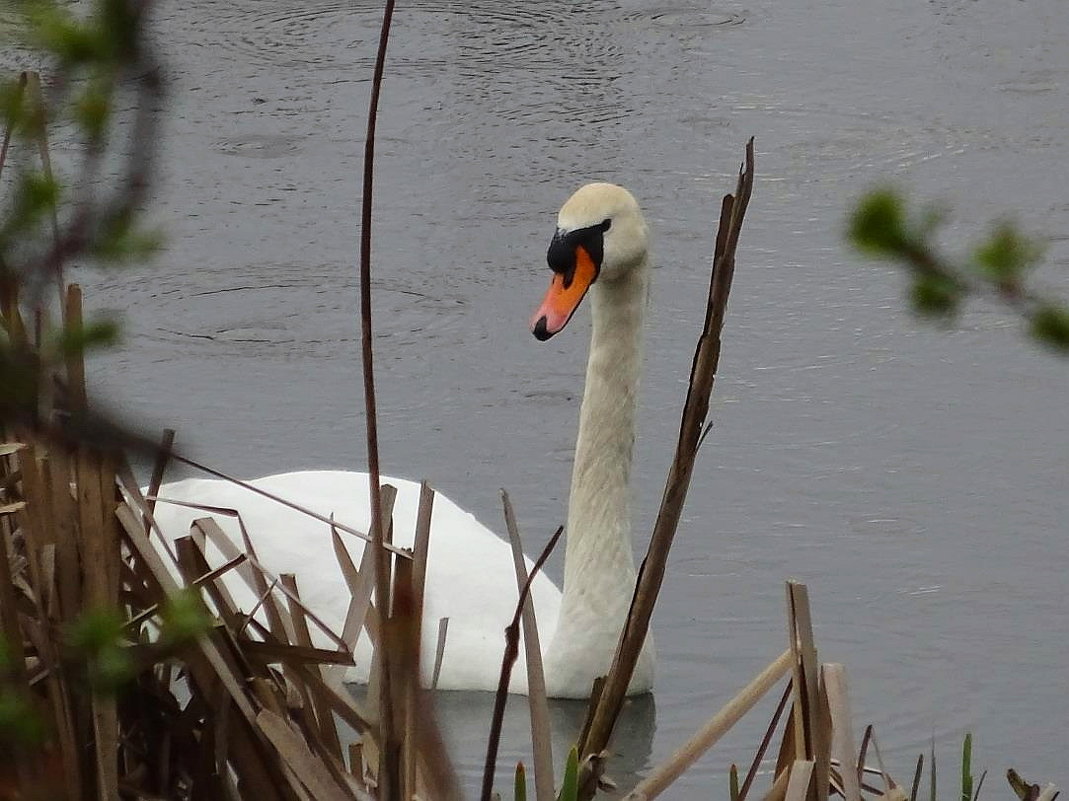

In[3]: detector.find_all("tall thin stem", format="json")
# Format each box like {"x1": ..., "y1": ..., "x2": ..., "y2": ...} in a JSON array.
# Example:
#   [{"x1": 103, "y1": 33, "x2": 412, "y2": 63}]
[{"x1": 359, "y1": 0, "x2": 399, "y2": 797}]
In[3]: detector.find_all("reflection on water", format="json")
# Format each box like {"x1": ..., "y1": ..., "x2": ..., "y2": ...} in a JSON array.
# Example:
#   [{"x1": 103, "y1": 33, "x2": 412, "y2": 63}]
[
  {"x1": 4, "y1": 0, "x2": 1067, "y2": 795},
  {"x1": 421, "y1": 691, "x2": 656, "y2": 792},
  {"x1": 344, "y1": 688, "x2": 655, "y2": 794}
]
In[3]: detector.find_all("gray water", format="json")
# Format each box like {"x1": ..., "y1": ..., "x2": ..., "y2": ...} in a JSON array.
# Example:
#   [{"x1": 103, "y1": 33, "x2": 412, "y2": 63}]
[{"x1": 10, "y1": 0, "x2": 1069, "y2": 795}]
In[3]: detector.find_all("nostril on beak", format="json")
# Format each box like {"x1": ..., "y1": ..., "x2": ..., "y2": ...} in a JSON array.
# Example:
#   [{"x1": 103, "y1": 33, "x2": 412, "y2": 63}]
[{"x1": 532, "y1": 316, "x2": 552, "y2": 341}]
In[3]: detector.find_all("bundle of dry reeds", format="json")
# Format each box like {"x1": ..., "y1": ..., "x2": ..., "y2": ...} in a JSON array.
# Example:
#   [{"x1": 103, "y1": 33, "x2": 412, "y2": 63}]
[{"x1": 1, "y1": 287, "x2": 471, "y2": 799}]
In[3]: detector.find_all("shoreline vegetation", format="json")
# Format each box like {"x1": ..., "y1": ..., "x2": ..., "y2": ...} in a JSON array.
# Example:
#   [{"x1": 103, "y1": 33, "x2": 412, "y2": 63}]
[{"x1": 0, "y1": 2, "x2": 1061, "y2": 799}]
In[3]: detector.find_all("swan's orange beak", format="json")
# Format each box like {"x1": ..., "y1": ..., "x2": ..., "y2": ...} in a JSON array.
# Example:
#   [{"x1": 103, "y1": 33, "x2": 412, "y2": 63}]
[{"x1": 531, "y1": 245, "x2": 597, "y2": 341}]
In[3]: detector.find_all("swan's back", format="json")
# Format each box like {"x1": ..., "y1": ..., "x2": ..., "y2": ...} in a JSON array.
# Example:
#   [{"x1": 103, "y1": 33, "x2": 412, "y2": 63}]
[{"x1": 148, "y1": 470, "x2": 562, "y2": 692}]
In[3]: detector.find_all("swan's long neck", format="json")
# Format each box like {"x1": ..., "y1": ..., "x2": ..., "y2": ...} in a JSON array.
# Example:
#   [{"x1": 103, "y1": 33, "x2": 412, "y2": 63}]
[{"x1": 543, "y1": 258, "x2": 650, "y2": 696}]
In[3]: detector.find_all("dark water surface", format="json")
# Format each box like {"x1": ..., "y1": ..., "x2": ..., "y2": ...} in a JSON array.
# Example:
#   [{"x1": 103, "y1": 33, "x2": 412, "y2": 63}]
[{"x1": 11, "y1": 0, "x2": 1069, "y2": 795}]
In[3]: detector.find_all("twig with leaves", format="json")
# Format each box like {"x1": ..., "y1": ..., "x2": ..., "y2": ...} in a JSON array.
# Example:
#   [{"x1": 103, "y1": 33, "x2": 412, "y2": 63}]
[{"x1": 848, "y1": 188, "x2": 1069, "y2": 354}]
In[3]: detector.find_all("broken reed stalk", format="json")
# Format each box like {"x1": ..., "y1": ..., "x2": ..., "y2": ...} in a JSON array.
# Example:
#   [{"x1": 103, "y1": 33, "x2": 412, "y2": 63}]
[
  {"x1": 142, "y1": 426, "x2": 175, "y2": 530},
  {"x1": 623, "y1": 648, "x2": 792, "y2": 801},
  {"x1": 357, "y1": 0, "x2": 398, "y2": 793},
  {"x1": 579, "y1": 137, "x2": 756, "y2": 780},
  {"x1": 784, "y1": 580, "x2": 831, "y2": 801},
  {"x1": 502, "y1": 490, "x2": 555, "y2": 801},
  {"x1": 480, "y1": 525, "x2": 564, "y2": 801},
  {"x1": 784, "y1": 761, "x2": 817, "y2": 801},
  {"x1": 824, "y1": 664, "x2": 862, "y2": 801}
]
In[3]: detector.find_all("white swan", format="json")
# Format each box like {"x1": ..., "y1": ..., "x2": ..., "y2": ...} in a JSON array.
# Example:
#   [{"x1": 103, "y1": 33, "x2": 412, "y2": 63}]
[{"x1": 149, "y1": 183, "x2": 654, "y2": 698}]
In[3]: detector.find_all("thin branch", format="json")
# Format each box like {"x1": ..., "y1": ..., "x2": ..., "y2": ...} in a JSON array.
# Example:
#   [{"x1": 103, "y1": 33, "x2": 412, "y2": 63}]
[
  {"x1": 357, "y1": 1, "x2": 398, "y2": 794},
  {"x1": 147, "y1": 452, "x2": 411, "y2": 558},
  {"x1": 578, "y1": 137, "x2": 756, "y2": 779},
  {"x1": 737, "y1": 680, "x2": 793, "y2": 801}
]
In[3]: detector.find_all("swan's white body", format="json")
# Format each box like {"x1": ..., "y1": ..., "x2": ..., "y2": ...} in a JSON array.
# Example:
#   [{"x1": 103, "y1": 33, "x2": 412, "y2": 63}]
[{"x1": 150, "y1": 183, "x2": 654, "y2": 698}]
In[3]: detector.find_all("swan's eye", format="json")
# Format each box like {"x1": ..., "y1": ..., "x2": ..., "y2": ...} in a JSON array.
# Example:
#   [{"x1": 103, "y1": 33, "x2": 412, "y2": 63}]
[{"x1": 600, "y1": 218, "x2": 612, "y2": 232}]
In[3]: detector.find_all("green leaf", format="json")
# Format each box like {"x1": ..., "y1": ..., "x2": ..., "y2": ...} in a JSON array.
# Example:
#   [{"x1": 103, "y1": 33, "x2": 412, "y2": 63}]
[
  {"x1": 91, "y1": 643, "x2": 136, "y2": 690},
  {"x1": 13, "y1": 170, "x2": 60, "y2": 221},
  {"x1": 90, "y1": 215, "x2": 164, "y2": 264},
  {"x1": 972, "y1": 222, "x2": 1043, "y2": 285},
  {"x1": 55, "y1": 317, "x2": 121, "y2": 357},
  {"x1": 515, "y1": 762, "x2": 527, "y2": 801},
  {"x1": 0, "y1": 688, "x2": 45, "y2": 746},
  {"x1": 73, "y1": 79, "x2": 112, "y2": 141},
  {"x1": 66, "y1": 607, "x2": 125, "y2": 654},
  {"x1": 910, "y1": 273, "x2": 959, "y2": 318},
  {"x1": 558, "y1": 746, "x2": 579, "y2": 801},
  {"x1": 66, "y1": 607, "x2": 135, "y2": 691},
  {"x1": 159, "y1": 589, "x2": 210, "y2": 644},
  {"x1": 25, "y1": 2, "x2": 108, "y2": 66},
  {"x1": 730, "y1": 763, "x2": 740, "y2": 801},
  {"x1": 961, "y1": 732, "x2": 972, "y2": 801},
  {"x1": 848, "y1": 188, "x2": 909, "y2": 256},
  {"x1": 1029, "y1": 304, "x2": 1069, "y2": 353}
]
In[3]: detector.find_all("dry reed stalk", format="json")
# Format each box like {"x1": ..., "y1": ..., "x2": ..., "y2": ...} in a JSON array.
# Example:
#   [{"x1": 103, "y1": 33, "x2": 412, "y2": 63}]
[
  {"x1": 763, "y1": 764, "x2": 791, "y2": 801},
  {"x1": 430, "y1": 618, "x2": 449, "y2": 689},
  {"x1": 142, "y1": 427, "x2": 176, "y2": 530},
  {"x1": 784, "y1": 761, "x2": 816, "y2": 801},
  {"x1": 155, "y1": 528, "x2": 346, "y2": 799},
  {"x1": 481, "y1": 525, "x2": 564, "y2": 801},
  {"x1": 328, "y1": 521, "x2": 378, "y2": 685},
  {"x1": 403, "y1": 484, "x2": 440, "y2": 798},
  {"x1": 355, "y1": 0, "x2": 398, "y2": 791},
  {"x1": 784, "y1": 580, "x2": 830, "y2": 801},
  {"x1": 623, "y1": 648, "x2": 792, "y2": 801},
  {"x1": 384, "y1": 556, "x2": 417, "y2": 799},
  {"x1": 257, "y1": 708, "x2": 354, "y2": 801},
  {"x1": 857, "y1": 724, "x2": 873, "y2": 787},
  {"x1": 64, "y1": 285, "x2": 86, "y2": 406},
  {"x1": 366, "y1": 484, "x2": 398, "y2": 727},
  {"x1": 409, "y1": 484, "x2": 434, "y2": 650},
  {"x1": 281, "y1": 572, "x2": 345, "y2": 759},
  {"x1": 578, "y1": 139, "x2": 755, "y2": 785},
  {"x1": 864, "y1": 728, "x2": 899, "y2": 799},
  {"x1": 737, "y1": 679, "x2": 794, "y2": 801},
  {"x1": 502, "y1": 489, "x2": 554, "y2": 801},
  {"x1": 144, "y1": 498, "x2": 355, "y2": 655},
  {"x1": 1034, "y1": 785, "x2": 1061, "y2": 801},
  {"x1": 823, "y1": 664, "x2": 861, "y2": 801}
]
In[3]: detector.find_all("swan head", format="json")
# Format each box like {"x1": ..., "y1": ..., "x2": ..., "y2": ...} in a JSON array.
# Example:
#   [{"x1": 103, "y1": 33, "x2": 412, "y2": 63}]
[{"x1": 531, "y1": 182, "x2": 649, "y2": 340}]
